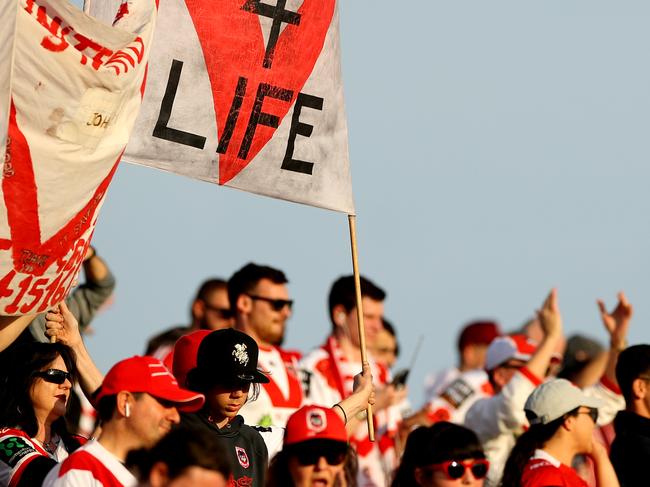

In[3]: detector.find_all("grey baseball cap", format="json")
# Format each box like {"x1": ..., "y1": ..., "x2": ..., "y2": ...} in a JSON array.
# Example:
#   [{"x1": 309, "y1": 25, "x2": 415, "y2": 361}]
[{"x1": 525, "y1": 378, "x2": 603, "y2": 425}]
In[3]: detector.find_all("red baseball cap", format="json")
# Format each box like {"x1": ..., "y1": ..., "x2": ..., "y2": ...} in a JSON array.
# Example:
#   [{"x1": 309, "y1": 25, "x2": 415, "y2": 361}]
[
  {"x1": 458, "y1": 321, "x2": 502, "y2": 351},
  {"x1": 284, "y1": 405, "x2": 348, "y2": 446},
  {"x1": 94, "y1": 356, "x2": 204, "y2": 412},
  {"x1": 171, "y1": 330, "x2": 212, "y2": 387},
  {"x1": 485, "y1": 334, "x2": 537, "y2": 371}
]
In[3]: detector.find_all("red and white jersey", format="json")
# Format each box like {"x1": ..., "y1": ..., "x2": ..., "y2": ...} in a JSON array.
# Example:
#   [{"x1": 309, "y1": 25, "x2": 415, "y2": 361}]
[
  {"x1": 300, "y1": 336, "x2": 399, "y2": 487},
  {"x1": 426, "y1": 369, "x2": 493, "y2": 425},
  {"x1": 522, "y1": 450, "x2": 588, "y2": 487},
  {"x1": 43, "y1": 440, "x2": 136, "y2": 487},
  {"x1": 0, "y1": 428, "x2": 72, "y2": 487},
  {"x1": 239, "y1": 346, "x2": 305, "y2": 428}
]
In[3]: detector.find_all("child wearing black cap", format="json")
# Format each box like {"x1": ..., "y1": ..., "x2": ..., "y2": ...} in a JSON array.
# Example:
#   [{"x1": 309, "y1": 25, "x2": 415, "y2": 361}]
[{"x1": 178, "y1": 328, "x2": 373, "y2": 487}]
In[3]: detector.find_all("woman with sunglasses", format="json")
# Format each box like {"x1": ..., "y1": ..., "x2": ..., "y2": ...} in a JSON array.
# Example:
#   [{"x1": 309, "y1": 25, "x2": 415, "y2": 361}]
[
  {"x1": 0, "y1": 341, "x2": 85, "y2": 487},
  {"x1": 267, "y1": 405, "x2": 356, "y2": 487},
  {"x1": 391, "y1": 422, "x2": 489, "y2": 487},
  {"x1": 501, "y1": 379, "x2": 620, "y2": 487}
]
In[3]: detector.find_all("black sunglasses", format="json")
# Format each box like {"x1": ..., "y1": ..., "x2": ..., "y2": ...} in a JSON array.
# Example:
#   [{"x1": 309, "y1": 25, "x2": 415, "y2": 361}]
[
  {"x1": 202, "y1": 301, "x2": 233, "y2": 319},
  {"x1": 429, "y1": 459, "x2": 490, "y2": 480},
  {"x1": 247, "y1": 294, "x2": 293, "y2": 312},
  {"x1": 292, "y1": 444, "x2": 346, "y2": 466},
  {"x1": 35, "y1": 369, "x2": 72, "y2": 385},
  {"x1": 577, "y1": 407, "x2": 599, "y2": 424}
]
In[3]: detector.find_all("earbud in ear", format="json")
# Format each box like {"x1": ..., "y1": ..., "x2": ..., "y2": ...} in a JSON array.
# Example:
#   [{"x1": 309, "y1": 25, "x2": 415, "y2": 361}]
[
  {"x1": 337, "y1": 313, "x2": 346, "y2": 324},
  {"x1": 125, "y1": 402, "x2": 131, "y2": 418}
]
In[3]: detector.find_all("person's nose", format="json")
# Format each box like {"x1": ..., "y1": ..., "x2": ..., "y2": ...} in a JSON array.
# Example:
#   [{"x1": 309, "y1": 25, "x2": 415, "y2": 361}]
[
  {"x1": 167, "y1": 407, "x2": 181, "y2": 424},
  {"x1": 314, "y1": 456, "x2": 328, "y2": 471}
]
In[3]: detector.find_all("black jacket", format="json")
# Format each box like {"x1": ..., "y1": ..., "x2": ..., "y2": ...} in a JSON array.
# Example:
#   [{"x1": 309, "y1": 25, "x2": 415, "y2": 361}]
[
  {"x1": 610, "y1": 410, "x2": 650, "y2": 487},
  {"x1": 181, "y1": 413, "x2": 268, "y2": 487}
]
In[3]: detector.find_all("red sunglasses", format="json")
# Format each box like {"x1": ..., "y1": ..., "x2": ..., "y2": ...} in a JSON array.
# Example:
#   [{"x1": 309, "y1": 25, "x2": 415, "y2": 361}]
[{"x1": 429, "y1": 458, "x2": 490, "y2": 480}]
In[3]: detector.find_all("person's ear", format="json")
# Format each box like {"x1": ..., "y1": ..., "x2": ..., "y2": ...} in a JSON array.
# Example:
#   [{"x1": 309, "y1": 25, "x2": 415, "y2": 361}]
[
  {"x1": 562, "y1": 414, "x2": 576, "y2": 432},
  {"x1": 237, "y1": 294, "x2": 252, "y2": 315},
  {"x1": 632, "y1": 377, "x2": 648, "y2": 400},
  {"x1": 148, "y1": 462, "x2": 170, "y2": 487},
  {"x1": 192, "y1": 299, "x2": 205, "y2": 320},
  {"x1": 116, "y1": 391, "x2": 131, "y2": 419},
  {"x1": 332, "y1": 305, "x2": 347, "y2": 326}
]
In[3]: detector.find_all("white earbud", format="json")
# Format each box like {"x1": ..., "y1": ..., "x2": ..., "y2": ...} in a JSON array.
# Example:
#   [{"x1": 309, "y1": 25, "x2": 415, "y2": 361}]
[
  {"x1": 125, "y1": 402, "x2": 131, "y2": 418},
  {"x1": 337, "y1": 313, "x2": 346, "y2": 324}
]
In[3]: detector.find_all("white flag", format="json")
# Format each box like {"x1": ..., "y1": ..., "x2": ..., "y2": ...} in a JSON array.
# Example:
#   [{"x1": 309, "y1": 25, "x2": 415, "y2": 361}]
[
  {"x1": 0, "y1": 0, "x2": 155, "y2": 315},
  {"x1": 90, "y1": 0, "x2": 354, "y2": 214}
]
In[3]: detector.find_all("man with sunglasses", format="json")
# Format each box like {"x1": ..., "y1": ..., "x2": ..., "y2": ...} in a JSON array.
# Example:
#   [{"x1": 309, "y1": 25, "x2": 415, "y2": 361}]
[
  {"x1": 610, "y1": 344, "x2": 650, "y2": 486},
  {"x1": 228, "y1": 263, "x2": 304, "y2": 428},
  {"x1": 465, "y1": 290, "x2": 628, "y2": 486},
  {"x1": 44, "y1": 356, "x2": 204, "y2": 487}
]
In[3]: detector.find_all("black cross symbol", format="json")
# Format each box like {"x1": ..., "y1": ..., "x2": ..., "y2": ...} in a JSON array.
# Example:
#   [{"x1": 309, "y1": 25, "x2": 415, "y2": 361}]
[{"x1": 241, "y1": 0, "x2": 301, "y2": 69}]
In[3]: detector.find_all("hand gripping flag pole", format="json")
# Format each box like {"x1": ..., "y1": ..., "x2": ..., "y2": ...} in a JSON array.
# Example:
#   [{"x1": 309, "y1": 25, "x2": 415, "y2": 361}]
[{"x1": 348, "y1": 214, "x2": 375, "y2": 441}]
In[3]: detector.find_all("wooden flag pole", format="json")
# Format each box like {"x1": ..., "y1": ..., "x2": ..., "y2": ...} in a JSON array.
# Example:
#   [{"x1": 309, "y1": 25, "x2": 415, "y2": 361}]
[{"x1": 347, "y1": 214, "x2": 375, "y2": 441}]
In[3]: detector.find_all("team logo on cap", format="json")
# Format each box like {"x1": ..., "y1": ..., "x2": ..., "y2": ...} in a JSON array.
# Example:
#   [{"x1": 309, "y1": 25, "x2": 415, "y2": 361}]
[
  {"x1": 235, "y1": 446, "x2": 250, "y2": 468},
  {"x1": 232, "y1": 344, "x2": 249, "y2": 366},
  {"x1": 307, "y1": 409, "x2": 327, "y2": 433}
]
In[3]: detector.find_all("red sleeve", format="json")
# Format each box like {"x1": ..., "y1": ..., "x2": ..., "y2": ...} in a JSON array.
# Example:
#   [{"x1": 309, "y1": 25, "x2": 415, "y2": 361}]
[{"x1": 519, "y1": 366, "x2": 543, "y2": 386}]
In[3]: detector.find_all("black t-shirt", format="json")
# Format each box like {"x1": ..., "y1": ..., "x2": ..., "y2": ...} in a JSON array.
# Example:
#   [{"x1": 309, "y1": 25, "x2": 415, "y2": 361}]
[{"x1": 181, "y1": 413, "x2": 268, "y2": 487}]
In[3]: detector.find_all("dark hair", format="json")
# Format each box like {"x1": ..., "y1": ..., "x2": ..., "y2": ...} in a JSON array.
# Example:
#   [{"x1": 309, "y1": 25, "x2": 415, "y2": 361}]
[
  {"x1": 391, "y1": 422, "x2": 484, "y2": 487},
  {"x1": 382, "y1": 317, "x2": 400, "y2": 358},
  {"x1": 227, "y1": 263, "x2": 288, "y2": 311},
  {"x1": 501, "y1": 409, "x2": 579, "y2": 487},
  {"x1": 328, "y1": 275, "x2": 386, "y2": 330},
  {"x1": 194, "y1": 278, "x2": 228, "y2": 302},
  {"x1": 126, "y1": 425, "x2": 231, "y2": 481},
  {"x1": 267, "y1": 442, "x2": 357, "y2": 487},
  {"x1": 0, "y1": 342, "x2": 78, "y2": 439},
  {"x1": 144, "y1": 325, "x2": 187, "y2": 356},
  {"x1": 615, "y1": 344, "x2": 650, "y2": 405}
]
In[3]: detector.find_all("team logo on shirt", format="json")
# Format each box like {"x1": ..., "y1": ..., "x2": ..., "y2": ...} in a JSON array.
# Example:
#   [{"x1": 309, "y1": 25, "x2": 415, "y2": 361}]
[
  {"x1": 235, "y1": 446, "x2": 250, "y2": 468},
  {"x1": 307, "y1": 409, "x2": 327, "y2": 433},
  {"x1": 232, "y1": 344, "x2": 249, "y2": 366}
]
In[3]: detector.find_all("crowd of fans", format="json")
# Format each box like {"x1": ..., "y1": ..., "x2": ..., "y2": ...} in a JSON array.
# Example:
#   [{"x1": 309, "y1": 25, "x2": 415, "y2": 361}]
[{"x1": 0, "y1": 253, "x2": 647, "y2": 487}]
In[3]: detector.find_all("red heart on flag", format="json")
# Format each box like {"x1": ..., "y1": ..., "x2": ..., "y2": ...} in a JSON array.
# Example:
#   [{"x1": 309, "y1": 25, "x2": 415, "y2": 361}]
[{"x1": 183, "y1": 0, "x2": 335, "y2": 183}]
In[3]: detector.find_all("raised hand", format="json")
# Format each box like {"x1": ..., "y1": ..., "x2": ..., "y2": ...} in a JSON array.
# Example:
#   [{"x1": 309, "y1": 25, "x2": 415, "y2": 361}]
[
  {"x1": 537, "y1": 288, "x2": 563, "y2": 339},
  {"x1": 597, "y1": 292, "x2": 632, "y2": 349},
  {"x1": 45, "y1": 301, "x2": 81, "y2": 348}
]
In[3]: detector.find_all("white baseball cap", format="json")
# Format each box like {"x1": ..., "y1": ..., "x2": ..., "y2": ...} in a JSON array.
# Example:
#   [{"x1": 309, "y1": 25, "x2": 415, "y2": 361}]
[
  {"x1": 525, "y1": 378, "x2": 603, "y2": 425},
  {"x1": 485, "y1": 335, "x2": 537, "y2": 371}
]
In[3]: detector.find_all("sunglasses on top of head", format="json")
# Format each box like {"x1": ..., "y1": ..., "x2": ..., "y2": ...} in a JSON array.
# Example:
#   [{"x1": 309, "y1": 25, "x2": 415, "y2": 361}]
[
  {"x1": 246, "y1": 294, "x2": 293, "y2": 312},
  {"x1": 35, "y1": 369, "x2": 72, "y2": 385},
  {"x1": 427, "y1": 458, "x2": 489, "y2": 480},
  {"x1": 291, "y1": 443, "x2": 347, "y2": 466}
]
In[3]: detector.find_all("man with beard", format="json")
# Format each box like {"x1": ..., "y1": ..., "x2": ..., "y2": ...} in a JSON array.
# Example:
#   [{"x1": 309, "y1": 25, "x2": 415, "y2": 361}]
[{"x1": 229, "y1": 263, "x2": 304, "y2": 428}]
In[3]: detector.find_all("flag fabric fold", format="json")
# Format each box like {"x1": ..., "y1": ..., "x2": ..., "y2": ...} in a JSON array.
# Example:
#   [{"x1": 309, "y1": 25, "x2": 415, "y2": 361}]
[
  {"x1": 90, "y1": 0, "x2": 355, "y2": 214},
  {"x1": 0, "y1": 0, "x2": 156, "y2": 315}
]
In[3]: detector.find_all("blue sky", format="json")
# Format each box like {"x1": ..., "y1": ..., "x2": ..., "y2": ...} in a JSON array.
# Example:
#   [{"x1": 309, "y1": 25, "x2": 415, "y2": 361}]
[{"x1": 79, "y1": 1, "x2": 649, "y2": 406}]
